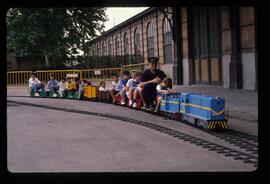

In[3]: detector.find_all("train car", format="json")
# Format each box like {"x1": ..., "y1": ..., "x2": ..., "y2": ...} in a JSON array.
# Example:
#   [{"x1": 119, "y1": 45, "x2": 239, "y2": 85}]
[
  {"x1": 180, "y1": 93, "x2": 228, "y2": 129},
  {"x1": 97, "y1": 90, "x2": 112, "y2": 103},
  {"x1": 160, "y1": 93, "x2": 182, "y2": 119},
  {"x1": 30, "y1": 89, "x2": 47, "y2": 97},
  {"x1": 83, "y1": 86, "x2": 98, "y2": 100}
]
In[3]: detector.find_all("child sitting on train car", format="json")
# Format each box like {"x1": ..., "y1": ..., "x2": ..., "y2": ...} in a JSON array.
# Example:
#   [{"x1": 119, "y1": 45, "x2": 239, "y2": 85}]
[
  {"x1": 75, "y1": 77, "x2": 85, "y2": 100},
  {"x1": 110, "y1": 71, "x2": 130, "y2": 105},
  {"x1": 58, "y1": 77, "x2": 66, "y2": 97},
  {"x1": 155, "y1": 77, "x2": 177, "y2": 112},
  {"x1": 29, "y1": 72, "x2": 45, "y2": 96},
  {"x1": 99, "y1": 81, "x2": 106, "y2": 91},
  {"x1": 126, "y1": 71, "x2": 142, "y2": 106},
  {"x1": 65, "y1": 77, "x2": 76, "y2": 96},
  {"x1": 47, "y1": 73, "x2": 59, "y2": 97},
  {"x1": 111, "y1": 73, "x2": 119, "y2": 90}
]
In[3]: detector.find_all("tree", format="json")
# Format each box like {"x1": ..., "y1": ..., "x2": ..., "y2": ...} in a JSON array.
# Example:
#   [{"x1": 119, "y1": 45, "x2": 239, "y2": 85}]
[{"x1": 7, "y1": 8, "x2": 107, "y2": 66}]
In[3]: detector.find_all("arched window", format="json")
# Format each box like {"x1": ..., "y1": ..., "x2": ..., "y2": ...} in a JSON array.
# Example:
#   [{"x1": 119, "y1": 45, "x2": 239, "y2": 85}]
[
  {"x1": 147, "y1": 22, "x2": 154, "y2": 59},
  {"x1": 124, "y1": 32, "x2": 129, "y2": 55},
  {"x1": 97, "y1": 43, "x2": 100, "y2": 56},
  {"x1": 124, "y1": 32, "x2": 129, "y2": 65},
  {"x1": 108, "y1": 39, "x2": 112, "y2": 56},
  {"x1": 134, "y1": 28, "x2": 141, "y2": 63},
  {"x1": 163, "y1": 17, "x2": 173, "y2": 64},
  {"x1": 115, "y1": 36, "x2": 120, "y2": 56},
  {"x1": 102, "y1": 42, "x2": 105, "y2": 56}
]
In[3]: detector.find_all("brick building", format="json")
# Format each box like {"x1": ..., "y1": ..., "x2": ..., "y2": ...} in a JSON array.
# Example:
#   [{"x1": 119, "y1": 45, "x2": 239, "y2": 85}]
[{"x1": 84, "y1": 7, "x2": 257, "y2": 90}]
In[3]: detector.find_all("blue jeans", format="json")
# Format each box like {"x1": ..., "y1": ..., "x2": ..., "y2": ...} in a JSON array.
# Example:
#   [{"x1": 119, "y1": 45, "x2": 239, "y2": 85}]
[
  {"x1": 49, "y1": 86, "x2": 59, "y2": 94},
  {"x1": 78, "y1": 88, "x2": 84, "y2": 99},
  {"x1": 30, "y1": 83, "x2": 44, "y2": 93}
]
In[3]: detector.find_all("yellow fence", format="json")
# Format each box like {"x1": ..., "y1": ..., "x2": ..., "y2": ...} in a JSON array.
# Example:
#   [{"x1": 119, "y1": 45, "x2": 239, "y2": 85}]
[
  {"x1": 122, "y1": 63, "x2": 147, "y2": 73},
  {"x1": 81, "y1": 67, "x2": 123, "y2": 82},
  {"x1": 7, "y1": 63, "x2": 147, "y2": 86},
  {"x1": 7, "y1": 70, "x2": 81, "y2": 86}
]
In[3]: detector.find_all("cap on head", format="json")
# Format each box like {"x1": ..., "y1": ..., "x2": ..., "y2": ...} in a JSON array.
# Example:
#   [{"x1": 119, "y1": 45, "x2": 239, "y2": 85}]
[{"x1": 148, "y1": 57, "x2": 159, "y2": 64}]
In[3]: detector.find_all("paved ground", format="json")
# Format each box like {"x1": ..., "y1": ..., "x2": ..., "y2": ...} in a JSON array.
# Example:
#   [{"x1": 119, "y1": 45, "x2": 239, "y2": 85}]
[{"x1": 7, "y1": 100, "x2": 255, "y2": 172}]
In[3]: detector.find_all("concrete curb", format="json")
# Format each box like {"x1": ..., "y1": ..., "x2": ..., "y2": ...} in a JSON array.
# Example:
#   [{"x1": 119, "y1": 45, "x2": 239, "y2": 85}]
[{"x1": 226, "y1": 110, "x2": 258, "y2": 121}]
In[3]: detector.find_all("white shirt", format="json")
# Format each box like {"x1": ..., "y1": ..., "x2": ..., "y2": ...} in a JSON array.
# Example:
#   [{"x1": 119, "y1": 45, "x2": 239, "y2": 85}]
[
  {"x1": 112, "y1": 81, "x2": 119, "y2": 89},
  {"x1": 59, "y1": 81, "x2": 66, "y2": 91},
  {"x1": 29, "y1": 78, "x2": 41, "y2": 88},
  {"x1": 156, "y1": 84, "x2": 162, "y2": 91},
  {"x1": 99, "y1": 86, "x2": 106, "y2": 91},
  {"x1": 126, "y1": 79, "x2": 135, "y2": 88}
]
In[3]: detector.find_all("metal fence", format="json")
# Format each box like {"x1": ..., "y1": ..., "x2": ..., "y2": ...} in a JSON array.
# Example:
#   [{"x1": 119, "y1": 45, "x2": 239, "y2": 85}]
[{"x1": 7, "y1": 63, "x2": 147, "y2": 86}]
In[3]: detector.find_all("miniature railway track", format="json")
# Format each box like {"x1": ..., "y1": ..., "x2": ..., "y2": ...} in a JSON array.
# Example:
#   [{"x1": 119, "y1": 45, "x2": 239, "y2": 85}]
[{"x1": 7, "y1": 97, "x2": 258, "y2": 167}]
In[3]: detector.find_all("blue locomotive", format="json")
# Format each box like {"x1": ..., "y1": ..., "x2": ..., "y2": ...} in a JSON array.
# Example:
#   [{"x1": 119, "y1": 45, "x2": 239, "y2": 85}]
[{"x1": 160, "y1": 92, "x2": 228, "y2": 130}]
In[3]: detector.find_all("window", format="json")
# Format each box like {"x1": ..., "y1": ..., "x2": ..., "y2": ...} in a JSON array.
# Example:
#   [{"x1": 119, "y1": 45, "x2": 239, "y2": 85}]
[
  {"x1": 163, "y1": 17, "x2": 173, "y2": 64},
  {"x1": 134, "y1": 28, "x2": 141, "y2": 63},
  {"x1": 97, "y1": 43, "x2": 100, "y2": 56},
  {"x1": 108, "y1": 40, "x2": 112, "y2": 56},
  {"x1": 192, "y1": 7, "x2": 220, "y2": 58},
  {"x1": 102, "y1": 42, "x2": 105, "y2": 56},
  {"x1": 115, "y1": 36, "x2": 120, "y2": 56},
  {"x1": 124, "y1": 32, "x2": 129, "y2": 55},
  {"x1": 124, "y1": 32, "x2": 129, "y2": 65},
  {"x1": 147, "y1": 22, "x2": 154, "y2": 59}
]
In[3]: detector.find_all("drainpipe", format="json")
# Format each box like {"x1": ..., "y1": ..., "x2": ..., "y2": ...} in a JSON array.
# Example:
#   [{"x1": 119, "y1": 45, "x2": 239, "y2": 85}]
[{"x1": 141, "y1": 19, "x2": 145, "y2": 64}]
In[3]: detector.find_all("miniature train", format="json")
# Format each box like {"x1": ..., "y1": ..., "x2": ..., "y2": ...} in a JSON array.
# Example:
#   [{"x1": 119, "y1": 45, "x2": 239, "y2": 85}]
[{"x1": 30, "y1": 85, "x2": 228, "y2": 130}]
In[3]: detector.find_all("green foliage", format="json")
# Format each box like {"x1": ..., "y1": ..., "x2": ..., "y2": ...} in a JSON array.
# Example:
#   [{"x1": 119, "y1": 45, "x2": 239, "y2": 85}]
[{"x1": 7, "y1": 8, "x2": 107, "y2": 63}]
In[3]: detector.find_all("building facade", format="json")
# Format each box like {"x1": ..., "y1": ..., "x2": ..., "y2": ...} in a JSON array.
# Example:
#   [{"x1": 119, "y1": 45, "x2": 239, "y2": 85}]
[{"x1": 85, "y1": 7, "x2": 257, "y2": 90}]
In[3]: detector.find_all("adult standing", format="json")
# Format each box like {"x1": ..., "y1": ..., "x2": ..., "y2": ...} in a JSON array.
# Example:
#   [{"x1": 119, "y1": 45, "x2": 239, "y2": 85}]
[{"x1": 139, "y1": 57, "x2": 167, "y2": 110}]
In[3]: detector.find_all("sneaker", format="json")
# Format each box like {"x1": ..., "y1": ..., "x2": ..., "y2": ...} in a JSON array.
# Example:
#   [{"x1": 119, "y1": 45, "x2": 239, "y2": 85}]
[
  {"x1": 35, "y1": 93, "x2": 40, "y2": 97},
  {"x1": 148, "y1": 105, "x2": 155, "y2": 111},
  {"x1": 53, "y1": 93, "x2": 57, "y2": 97},
  {"x1": 132, "y1": 102, "x2": 137, "y2": 108},
  {"x1": 141, "y1": 104, "x2": 148, "y2": 110},
  {"x1": 129, "y1": 100, "x2": 133, "y2": 106},
  {"x1": 121, "y1": 99, "x2": 126, "y2": 105}
]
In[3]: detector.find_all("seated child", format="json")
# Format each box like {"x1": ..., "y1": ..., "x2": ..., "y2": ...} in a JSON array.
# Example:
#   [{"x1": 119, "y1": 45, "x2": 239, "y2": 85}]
[
  {"x1": 58, "y1": 77, "x2": 66, "y2": 97},
  {"x1": 29, "y1": 72, "x2": 45, "y2": 96},
  {"x1": 47, "y1": 73, "x2": 59, "y2": 97},
  {"x1": 110, "y1": 71, "x2": 130, "y2": 105},
  {"x1": 74, "y1": 77, "x2": 85, "y2": 99},
  {"x1": 126, "y1": 71, "x2": 141, "y2": 106},
  {"x1": 99, "y1": 81, "x2": 106, "y2": 91},
  {"x1": 65, "y1": 77, "x2": 76, "y2": 96},
  {"x1": 155, "y1": 77, "x2": 177, "y2": 112}
]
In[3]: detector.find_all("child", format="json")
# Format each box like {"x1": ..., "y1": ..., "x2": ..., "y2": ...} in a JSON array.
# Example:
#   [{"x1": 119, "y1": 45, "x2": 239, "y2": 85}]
[
  {"x1": 126, "y1": 71, "x2": 141, "y2": 106},
  {"x1": 47, "y1": 73, "x2": 59, "y2": 97},
  {"x1": 155, "y1": 77, "x2": 177, "y2": 112},
  {"x1": 74, "y1": 77, "x2": 85, "y2": 99},
  {"x1": 65, "y1": 77, "x2": 76, "y2": 96},
  {"x1": 99, "y1": 81, "x2": 106, "y2": 91},
  {"x1": 111, "y1": 73, "x2": 119, "y2": 90},
  {"x1": 29, "y1": 72, "x2": 45, "y2": 96},
  {"x1": 110, "y1": 71, "x2": 130, "y2": 105},
  {"x1": 58, "y1": 77, "x2": 66, "y2": 97}
]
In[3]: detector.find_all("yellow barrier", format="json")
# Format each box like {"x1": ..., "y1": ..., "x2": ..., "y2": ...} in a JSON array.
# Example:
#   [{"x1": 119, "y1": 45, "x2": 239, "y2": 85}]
[
  {"x1": 7, "y1": 64, "x2": 146, "y2": 86},
  {"x1": 81, "y1": 67, "x2": 123, "y2": 82},
  {"x1": 122, "y1": 63, "x2": 147, "y2": 73},
  {"x1": 7, "y1": 70, "x2": 81, "y2": 86}
]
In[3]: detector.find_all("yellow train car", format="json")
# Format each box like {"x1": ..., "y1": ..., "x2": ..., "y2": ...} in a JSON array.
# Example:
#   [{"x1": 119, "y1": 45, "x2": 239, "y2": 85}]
[{"x1": 83, "y1": 86, "x2": 98, "y2": 99}]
